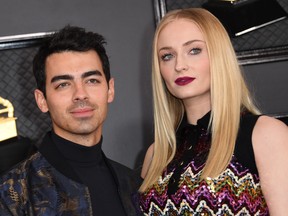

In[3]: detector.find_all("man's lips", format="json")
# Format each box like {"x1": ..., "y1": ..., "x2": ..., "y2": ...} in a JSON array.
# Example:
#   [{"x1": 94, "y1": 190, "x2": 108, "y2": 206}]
[
  {"x1": 70, "y1": 107, "x2": 94, "y2": 117},
  {"x1": 175, "y1": 77, "x2": 195, "y2": 86}
]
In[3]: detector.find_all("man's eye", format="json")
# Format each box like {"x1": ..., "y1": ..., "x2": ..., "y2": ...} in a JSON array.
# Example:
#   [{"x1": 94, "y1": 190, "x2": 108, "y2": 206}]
[
  {"x1": 161, "y1": 53, "x2": 173, "y2": 61},
  {"x1": 56, "y1": 82, "x2": 70, "y2": 89},
  {"x1": 190, "y1": 48, "x2": 201, "y2": 55},
  {"x1": 87, "y1": 79, "x2": 100, "y2": 84}
]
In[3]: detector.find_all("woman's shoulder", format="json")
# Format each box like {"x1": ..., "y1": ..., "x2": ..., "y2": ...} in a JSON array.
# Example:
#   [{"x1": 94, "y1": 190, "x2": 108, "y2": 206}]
[
  {"x1": 252, "y1": 115, "x2": 288, "y2": 151},
  {"x1": 239, "y1": 112, "x2": 287, "y2": 139},
  {"x1": 256, "y1": 114, "x2": 287, "y2": 126},
  {"x1": 252, "y1": 115, "x2": 288, "y2": 213},
  {"x1": 252, "y1": 115, "x2": 288, "y2": 174},
  {"x1": 235, "y1": 113, "x2": 287, "y2": 174}
]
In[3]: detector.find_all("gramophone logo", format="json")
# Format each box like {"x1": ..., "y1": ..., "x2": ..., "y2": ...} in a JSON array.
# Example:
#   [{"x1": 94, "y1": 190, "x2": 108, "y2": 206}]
[{"x1": 0, "y1": 97, "x2": 17, "y2": 141}]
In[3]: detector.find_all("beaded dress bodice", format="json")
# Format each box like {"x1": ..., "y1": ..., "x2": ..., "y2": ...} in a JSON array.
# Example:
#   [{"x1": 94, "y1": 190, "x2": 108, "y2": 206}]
[{"x1": 139, "y1": 112, "x2": 269, "y2": 215}]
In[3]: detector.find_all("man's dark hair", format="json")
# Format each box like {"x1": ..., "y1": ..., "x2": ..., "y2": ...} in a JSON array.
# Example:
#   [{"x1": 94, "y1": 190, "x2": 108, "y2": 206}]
[{"x1": 33, "y1": 25, "x2": 110, "y2": 95}]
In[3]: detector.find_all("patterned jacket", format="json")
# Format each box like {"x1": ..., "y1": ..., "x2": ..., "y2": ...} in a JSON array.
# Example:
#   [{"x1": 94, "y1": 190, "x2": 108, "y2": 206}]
[{"x1": 0, "y1": 132, "x2": 141, "y2": 216}]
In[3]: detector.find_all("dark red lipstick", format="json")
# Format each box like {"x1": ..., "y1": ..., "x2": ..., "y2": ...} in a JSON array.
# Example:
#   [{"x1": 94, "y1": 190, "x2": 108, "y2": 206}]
[{"x1": 175, "y1": 77, "x2": 195, "y2": 86}]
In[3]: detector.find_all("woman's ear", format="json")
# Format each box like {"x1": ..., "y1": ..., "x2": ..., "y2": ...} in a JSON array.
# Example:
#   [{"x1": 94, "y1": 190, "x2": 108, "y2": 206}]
[{"x1": 34, "y1": 89, "x2": 49, "y2": 113}]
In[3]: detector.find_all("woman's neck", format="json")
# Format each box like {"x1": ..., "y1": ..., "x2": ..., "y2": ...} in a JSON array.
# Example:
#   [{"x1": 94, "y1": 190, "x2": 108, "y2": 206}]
[{"x1": 184, "y1": 100, "x2": 211, "y2": 125}]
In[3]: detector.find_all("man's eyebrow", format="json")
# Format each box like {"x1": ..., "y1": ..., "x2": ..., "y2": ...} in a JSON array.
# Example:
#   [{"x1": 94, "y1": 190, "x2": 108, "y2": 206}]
[
  {"x1": 51, "y1": 75, "x2": 73, "y2": 83},
  {"x1": 50, "y1": 70, "x2": 103, "y2": 83},
  {"x1": 81, "y1": 70, "x2": 102, "y2": 79}
]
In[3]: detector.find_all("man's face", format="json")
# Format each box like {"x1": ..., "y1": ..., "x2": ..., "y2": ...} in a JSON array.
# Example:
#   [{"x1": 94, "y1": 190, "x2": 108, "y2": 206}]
[{"x1": 34, "y1": 50, "x2": 114, "y2": 145}]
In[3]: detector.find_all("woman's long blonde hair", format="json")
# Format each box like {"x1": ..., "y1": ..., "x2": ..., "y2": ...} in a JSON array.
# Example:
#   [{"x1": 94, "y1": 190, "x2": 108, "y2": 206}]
[{"x1": 139, "y1": 8, "x2": 260, "y2": 192}]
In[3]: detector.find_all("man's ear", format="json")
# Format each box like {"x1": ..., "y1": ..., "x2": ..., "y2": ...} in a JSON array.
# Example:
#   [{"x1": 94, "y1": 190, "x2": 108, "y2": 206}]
[
  {"x1": 107, "y1": 78, "x2": 115, "y2": 103},
  {"x1": 34, "y1": 89, "x2": 49, "y2": 113}
]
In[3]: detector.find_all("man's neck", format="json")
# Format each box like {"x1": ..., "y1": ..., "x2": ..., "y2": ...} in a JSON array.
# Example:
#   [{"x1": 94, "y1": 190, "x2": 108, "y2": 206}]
[{"x1": 52, "y1": 130, "x2": 101, "y2": 147}]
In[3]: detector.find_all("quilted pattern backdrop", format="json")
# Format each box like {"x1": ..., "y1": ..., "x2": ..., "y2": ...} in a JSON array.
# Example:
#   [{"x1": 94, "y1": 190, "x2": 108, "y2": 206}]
[
  {"x1": 0, "y1": 46, "x2": 51, "y2": 145},
  {"x1": 164, "y1": 0, "x2": 288, "y2": 52}
]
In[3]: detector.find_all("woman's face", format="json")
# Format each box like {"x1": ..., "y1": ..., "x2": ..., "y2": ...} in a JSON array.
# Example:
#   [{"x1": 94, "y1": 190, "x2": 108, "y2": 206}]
[{"x1": 157, "y1": 18, "x2": 211, "y2": 106}]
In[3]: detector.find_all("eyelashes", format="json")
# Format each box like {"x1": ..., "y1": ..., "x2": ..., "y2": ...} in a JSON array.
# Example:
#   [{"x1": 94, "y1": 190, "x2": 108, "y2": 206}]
[
  {"x1": 190, "y1": 47, "x2": 201, "y2": 55},
  {"x1": 160, "y1": 47, "x2": 202, "y2": 62},
  {"x1": 55, "y1": 82, "x2": 70, "y2": 89},
  {"x1": 161, "y1": 53, "x2": 173, "y2": 61},
  {"x1": 54, "y1": 78, "x2": 101, "y2": 90}
]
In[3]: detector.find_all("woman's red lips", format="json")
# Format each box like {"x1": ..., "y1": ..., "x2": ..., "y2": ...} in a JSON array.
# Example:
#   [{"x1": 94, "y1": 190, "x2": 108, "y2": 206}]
[{"x1": 175, "y1": 77, "x2": 195, "y2": 86}]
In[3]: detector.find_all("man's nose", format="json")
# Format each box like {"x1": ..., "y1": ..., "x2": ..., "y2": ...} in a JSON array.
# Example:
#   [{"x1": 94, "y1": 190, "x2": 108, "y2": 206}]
[{"x1": 73, "y1": 83, "x2": 88, "y2": 101}]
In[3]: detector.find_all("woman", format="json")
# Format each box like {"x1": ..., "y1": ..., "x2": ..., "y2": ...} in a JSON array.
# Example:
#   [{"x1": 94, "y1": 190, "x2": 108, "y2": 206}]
[{"x1": 138, "y1": 8, "x2": 288, "y2": 215}]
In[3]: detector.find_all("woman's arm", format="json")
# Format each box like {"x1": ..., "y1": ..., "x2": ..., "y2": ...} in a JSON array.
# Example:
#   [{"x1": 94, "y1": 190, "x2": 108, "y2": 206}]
[
  {"x1": 252, "y1": 115, "x2": 288, "y2": 215},
  {"x1": 141, "y1": 143, "x2": 154, "y2": 178}
]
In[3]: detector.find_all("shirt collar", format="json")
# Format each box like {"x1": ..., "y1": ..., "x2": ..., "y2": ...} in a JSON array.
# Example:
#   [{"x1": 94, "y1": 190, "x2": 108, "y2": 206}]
[
  {"x1": 177, "y1": 111, "x2": 211, "y2": 132},
  {"x1": 51, "y1": 131, "x2": 103, "y2": 165}
]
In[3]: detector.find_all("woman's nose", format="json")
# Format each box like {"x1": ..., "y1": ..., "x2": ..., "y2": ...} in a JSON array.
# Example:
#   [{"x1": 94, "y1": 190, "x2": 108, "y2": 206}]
[{"x1": 175, "y1": 56, "x2": 189, "y2": 72}]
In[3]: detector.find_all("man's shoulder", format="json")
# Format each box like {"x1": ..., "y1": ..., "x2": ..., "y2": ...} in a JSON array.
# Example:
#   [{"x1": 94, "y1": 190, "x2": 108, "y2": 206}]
[
  {"x1": 107, "y1": 159, "x2": 133, "y2": 172},
  {"x1": 106, "y1": 158, "x2": 141, "y2": 178},
  {"x1": 106, "y1": 159, "x2": 142, "y2": 216},
  {"x1": 0, "y1": 152, "x2": 44, "y2": 211},
  {"x1": 106, "y1": 158, "x2": 142, "y2": 187},
  {"x1": 0, "y1": 152, "x2": 45, "y2": 184}
]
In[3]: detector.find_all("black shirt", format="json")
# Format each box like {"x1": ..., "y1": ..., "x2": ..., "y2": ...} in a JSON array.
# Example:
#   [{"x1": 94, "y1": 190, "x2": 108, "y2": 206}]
[{"x1": 52, "y1": 132, "x2": 126, "y2": 216}]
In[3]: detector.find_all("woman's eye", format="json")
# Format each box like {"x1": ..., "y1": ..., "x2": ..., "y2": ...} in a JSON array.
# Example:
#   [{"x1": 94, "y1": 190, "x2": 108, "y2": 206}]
[
  {"x1": 190, "y1": 48, "x2": 201, "y2": 55},
  {"x1": 161, "y1": 53, "x2": 173, "y2": 61}
]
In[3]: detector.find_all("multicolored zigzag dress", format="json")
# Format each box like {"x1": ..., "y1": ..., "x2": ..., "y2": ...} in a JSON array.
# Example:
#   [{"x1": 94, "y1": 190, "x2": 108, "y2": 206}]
[{"x1": 139, "y1": 112, "x2": 269, "y2": 215}]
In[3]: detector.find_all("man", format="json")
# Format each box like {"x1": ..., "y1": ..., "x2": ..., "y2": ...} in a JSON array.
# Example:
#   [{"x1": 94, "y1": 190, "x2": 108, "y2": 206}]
[{"x1": 0, "y1": 26, "x2": 141, "y2": 215}]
